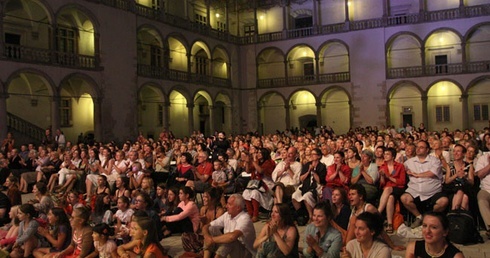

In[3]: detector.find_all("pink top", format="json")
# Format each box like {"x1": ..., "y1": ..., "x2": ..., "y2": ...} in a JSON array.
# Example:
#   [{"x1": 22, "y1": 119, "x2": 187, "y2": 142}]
[{"x1": 165, "y1": 201, "x2": 200, "y2": 232}]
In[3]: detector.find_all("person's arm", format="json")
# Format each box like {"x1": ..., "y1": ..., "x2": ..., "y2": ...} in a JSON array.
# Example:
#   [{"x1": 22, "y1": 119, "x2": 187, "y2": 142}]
[
  {"x1": 117, "y1": 239, "x2": 139, "y2": 258},
  {"x1": 209, "y1": 229, "x2": 243, "y2": 244},
  {"x1": 15, "y1": 220, "x2": 38, "y2": 245},
  {"x1": 273, "y1": 226, "x2": 297, "y2": 256},
  {"x1": 39, "y1": 226, "x2": 68, "y2": 250},
  {"x1": 467, "y1": 163, "x2": 475, "y2": 186},
  {"x1": 253, "y1": 222, "x2": 270, "y2": 249},
  {"x1": 163, "y1": 202, "x2": 197, "y2": 223},
  {"x1": 405, "y1": 241, "x2": 416, "y2": 258}
]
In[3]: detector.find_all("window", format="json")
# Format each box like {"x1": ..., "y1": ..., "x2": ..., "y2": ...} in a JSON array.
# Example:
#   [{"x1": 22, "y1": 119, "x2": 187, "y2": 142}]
[
  {"x1": 157, "y1": 104, "x2": 163, "y2": 126},
  {"x1": 150, "y1": 45, "x2": 162, "y2": 67},
  {"x1": 195, "y1": 54, "x2": 207, "y2": 75},
  {"x1": 195, "y1": 13, "x2": 207, "y2": 25},
  {"x1": 244, "y1": 25, "x2": 255, "y2": 36},
  {"x1": 303, "y1": 62, "x2": 314, "y2": 80},
  {"x1": 474, "y1": 104, "x2": 489, "y2": 121},
  {"x1": 217, "y1": 21, "x2": 226, "y2": 32},
  {"x1": 60, "y1": 98, "x2": 72, "y2": 127},
  {"x1": 435, "y1": 105, "x2": 450, "y2": 122},
  {"x1": 435, "y1": 55, "x2": 448, "y2": 74},
  {"x1": 152, "y1": 0, "x2": 160, "y2": 10},
  {"x1": 57, "y1": 27, "x2": 76, "y2": 53}
]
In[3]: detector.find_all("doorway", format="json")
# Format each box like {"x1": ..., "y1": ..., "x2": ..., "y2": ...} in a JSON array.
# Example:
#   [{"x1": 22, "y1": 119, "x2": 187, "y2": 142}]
[
  {"x1": 402, "y1": 114, "x2": 413, "y2": 128},
  {"x1": 435, "y1": 55, "x2": 448, "y2": 74}
]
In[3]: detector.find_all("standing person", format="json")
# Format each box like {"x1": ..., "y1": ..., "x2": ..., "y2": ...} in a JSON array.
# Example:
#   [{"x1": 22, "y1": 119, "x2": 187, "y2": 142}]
[
  {"x1": 341, "y1": 212, "x2": 391, "y2": 258},
  {"x1": 254, "y1": 203, "x2": 299, "y2": 258},
  {"x1": 405, "y1": 212, "x2": 464, "y2": 258},
  {"x1": 1, "y1": 132, "x2": 15, "y2": 156},
  {"x1": 117, "y1": 217, "x2": 166, "y2": 258},
  {"x1": 202, "y1": 194, "x2": 256, "y2": 258},
  {"x1": 53, "y1": 206, "x2": 93, "y2": 258},
  {"x1": 401, "y1": 140, "x2": 448, "y2": 228},
  {"x1": 302, "y1": 202, "x2": 342, "y2": 258},
  {"x1": 54, "y1": 130, "x2": 66, "y2": 150}
]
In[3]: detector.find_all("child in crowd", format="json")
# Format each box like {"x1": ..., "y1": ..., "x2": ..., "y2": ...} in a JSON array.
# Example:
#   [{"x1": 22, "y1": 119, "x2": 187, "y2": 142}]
[
  {"x1": 114, "y1": 196, "x2": 134, "y2": 243},
  {"x1": 117, "y1": 217, "x2": 167, "y2": 258},
  {"x1": 128, "y1": 162, "x2": 145, "y2": 190},
  {"x1": 211, "y1": 160, "x2": 228, "y2": 188},
  {"x1": 0, "y1": 205, "x2": 20, "y2": 251},
  {"x1": 92, "y1": 193, "x2": 113, "y2": 225},
  {"x1": 153, "y1": 183, "x2": 168, "y2": 213},
  {"x1": 139, "y1": 177, "x2": 155, "y2": 200},
  {"x1": 33, "y1": 207, "x2": 72, "y2": 258},
  {"x1": 86, "y1": 223, "x2": 117, "y2": 258},
  {"x1": 53, "y1": 206, "x2": 93, "y2": 258},
  {"x1": 10, "y1": 204, "x2": 39, "y2": 258}
]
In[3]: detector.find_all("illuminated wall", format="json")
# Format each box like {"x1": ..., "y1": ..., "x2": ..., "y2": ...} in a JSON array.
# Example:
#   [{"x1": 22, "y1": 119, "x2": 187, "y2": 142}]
[
  {"x1": 259, "y1": 93, "x2": 286, "y2": 134},
  {"x1": 321, "y1": 89, "x2": 350, "y2": 133},
  {"x1": 388, "y1": 84, "x2": 423, "y2": 128},
  {"x1": 427, "y1": 81, "x2": 463, "y2": 131},
  {"x1": 169, "y1": 91, "x2": 189, "y2": 138},
  {"x1": 387, "y1": 35, "x2": 422, "y2": 68}
]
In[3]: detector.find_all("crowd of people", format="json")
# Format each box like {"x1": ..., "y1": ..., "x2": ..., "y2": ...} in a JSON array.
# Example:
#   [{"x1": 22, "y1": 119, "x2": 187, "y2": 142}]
[{"x1": 0, "y1": 124, "x2": 489, "y2": 258}]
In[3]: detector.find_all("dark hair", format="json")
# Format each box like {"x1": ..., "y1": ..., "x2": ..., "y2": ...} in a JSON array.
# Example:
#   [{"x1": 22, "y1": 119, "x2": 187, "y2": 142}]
[
  {"x1": 118, "y1": 196, "x2": 130, "y2": 206},
  {"x1": 181, "y1": 152, "x2": 193, "y2": 163},
  {"x1": 419, "y1": 140, "x2": 431, "y2": 151},
  {"x1": 74, "y1": 206, "x2": 91, "y2": 226},
  {"x1": 347, "y1": 147, "x2": 361, "y2": 161},
  {"x1": 181, "y1": 186, "x2": 195, "y2": 200},
  {"x1": 258, "y1": 148, "x2": 271, "y2": 164},
  {"x1": 423, "y1": 211, "x2": 449, "y2": 231},
  {"x1": 332, "y1": 187, "x2": 348, "y2": 205},
  {"x1": 35, "y1": 181, "x2": 48, "y2": 195},
  {"x1": 136, "y1": 192, "x2": 153, "y2": 208},
  {"x1": 385, "y1": 147, "x2": 397, "y2": 159},
  {"x1": 356, "y1": 212, "x2": 384, "y2": 238},
  {"x1": 313, "y1": 201, "x2": 334, "y2": 221},
  {"x1": 93, "y1": 223, "x2": 115, "y2": 236},
  {"x1": 349, "y1": 184, "x2": 367, "y2": 201},
  {"x1": 334, "y1": 151, "x2": 345, "y2": 159},
  {"x1": 204, "y1": 187, "x2": 222, "y2": 207},
  {"x1": 135, "y1": 217, "x2": 166, "y2": 255},
  {"x1": 19, "y1": 203, "x2": 37, "y2": 218},
  {"x1": 274, "y1": 203, "x2": 295, "y2": 227},
  {"x1": 453, "y1": 144, "x2": 467, "y2": 154},
  {"x1": 50, "y1": 207, "x2": 70, "y2": 227},
  {"x1": 94, "y1": 193, "x2": 111, "y2": 217}
]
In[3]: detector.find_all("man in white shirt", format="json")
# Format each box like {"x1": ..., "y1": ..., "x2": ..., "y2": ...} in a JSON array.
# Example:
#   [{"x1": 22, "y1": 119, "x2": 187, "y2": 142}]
[
  {"x1": 320, "y1": 144, "x2": 334, "y2": 166},
  {"x1": 271, "y1": 147, "x2": 302, "y2": 204},
  {"x1": 476, "y1": 152, "x2": 490, "y2": 236},
  {"x1": 203, "y1": 194, "x2": 256, "y2": 258},
  {"x1": 401, "y1": 140, "x2": 448, "y2": 228}
]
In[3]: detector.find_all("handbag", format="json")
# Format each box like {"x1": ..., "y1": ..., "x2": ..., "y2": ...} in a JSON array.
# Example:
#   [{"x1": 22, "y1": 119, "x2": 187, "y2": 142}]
[
  {"x1": 181, "y1": 232, "x2": 204, "y2": 252},
  {"x1": 246, "y1": 179, "x2": 261, "y2": 190}
]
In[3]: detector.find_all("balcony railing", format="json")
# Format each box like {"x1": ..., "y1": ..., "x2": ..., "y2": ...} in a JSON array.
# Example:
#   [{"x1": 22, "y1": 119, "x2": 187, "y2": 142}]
[
  {"x1": 257, "y1": 72, "x2": 350, "y2": 88},
  {"x1": 387, "y1": 61, "x2": 490, "y2": 78},
  {"x1": 3, "y1": 44, "x2": 98, "y2": 69},
  {"x1": 93, "y1": 1, "x2": 490, "y2": 45},
  {"x1": 137, "y1": 64, "x2": 231, "y2": 87}
]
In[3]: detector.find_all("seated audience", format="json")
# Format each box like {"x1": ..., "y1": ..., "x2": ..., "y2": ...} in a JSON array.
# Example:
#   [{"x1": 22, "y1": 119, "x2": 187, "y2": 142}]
[{"x1": 33, "y1": 207, "x2": 72, "y2": 258}]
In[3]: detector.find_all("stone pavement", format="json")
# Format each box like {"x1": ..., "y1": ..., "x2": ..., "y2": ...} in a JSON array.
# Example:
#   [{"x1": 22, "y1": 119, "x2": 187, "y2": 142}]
[{"x1": 18, "y1": 193, "x2": 490, "y2": 257}]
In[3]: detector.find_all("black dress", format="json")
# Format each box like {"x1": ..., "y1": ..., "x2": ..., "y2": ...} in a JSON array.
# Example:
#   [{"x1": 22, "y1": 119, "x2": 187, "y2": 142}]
[{"x1": 414, "y1": 240, "x2": 461, "y2": 258}]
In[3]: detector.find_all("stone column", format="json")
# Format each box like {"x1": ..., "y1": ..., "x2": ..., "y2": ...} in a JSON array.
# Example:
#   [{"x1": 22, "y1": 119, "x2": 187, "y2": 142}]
[
  {"x1": 0, "y1": 92, "x2": 8, "y2": 140},
  {"x1": 313, "y1": 0, "x2": 318, "y2": 27},
  {"x1": 421, "y1": 94, "x2": 428, "y2": 130},
  {"x1": 419, "y1": 0, "x2": 426, "y2": 13},
  {"x1": 206, "y1": 0, "x2": 211, "y2": 27},
  {"x1": 316, "y1": 101, "x2": 323, "y2": 127},
  {"x1": 93, "y1": 97, "x2": 103, "y2": 142},
  {"x1": 344, "y1": 0, "x2": 350, "y2": 22},
  {"x1": 461, "y1": 94, "x2": 469, "y2": 130},
  {"x1": 208, "y1": 105, "x2": 215, "y2": 134},
  {"x1": 315, "y1": 57, "x2": 320, "y2": 82},
  {"x1": 163, "y1": 102, "x2": 170, "y2": 130},
  {"x1": 383, "y1": 0, "x2": 390, "y2": 17},
  {"x1": 187, "y1": 103, "x2": 194, "y2": 136},
  {"x1": 285, "y1": 104, "x2": 291, "y2": 129},
  {"x1": 284, "y1": 60, "x2": 289, "y2": 86},
  {"x1": 316, "y1": 0, "x2": 322, "y2": 28},
  {"x1": 51, "y1": 96, "x2": 60, "y2": 134},
  {"x1": 282, "y1": 4, "x2": 288, "y2": 31},
  {"x1": 187, "y1": 53, "x2": 192, "y2": 79},
  {"x1": 461, "y1": 42, "x2": 466, "y2": 72}
]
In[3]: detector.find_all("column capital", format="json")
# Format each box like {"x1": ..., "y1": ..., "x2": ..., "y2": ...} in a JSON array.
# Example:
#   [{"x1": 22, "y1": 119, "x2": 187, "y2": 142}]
[{"x1": 186, "y1": 103, "x2": 195, "y2": 109}]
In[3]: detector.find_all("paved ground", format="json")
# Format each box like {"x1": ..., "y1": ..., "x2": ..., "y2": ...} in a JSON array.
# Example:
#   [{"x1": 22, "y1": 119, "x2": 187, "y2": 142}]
[{"x1": 18, "y1": 193, "x2": 490, "y2": 257}]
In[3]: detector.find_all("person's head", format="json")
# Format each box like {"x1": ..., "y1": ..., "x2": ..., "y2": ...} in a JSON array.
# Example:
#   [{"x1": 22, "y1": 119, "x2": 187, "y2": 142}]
[
  {"x1": 95, "y1": 193, "x2": 111, "y2": 215},
  {"x1": 47, "y1": 207, "x2": 70, "y2": 227},
  {"x1": 167, "y1": 187, "x2": 179, "y2": 204},
  {"x1": 181, "y1": 152, "x2": 194, "y2": 164},
  {"x1": 349, "y1": 184, "x2": 367, "y2": 206},
  {"x1": 156, "y1": 183, "x2": 167, "y2": 198},
  {"x1": 116, "y1": 176, "x2": 129, "y2": 189},
  {"x1": 383, "y1": 147, "x2": 397, "y2": 162},
  {"x1": 9, "y1": 205, "x2": 20, "y2": 225},
  {"x1": 92, "y1": 223, "x2": 115, "y2": 242},
  {"x1": 33, "y1": 181, "x2": 48, "y2": 195},
  {"x1": 286, "y1": 146, "x2": 298, "y2": 162},
  {"x1": 213, "y1": 159, "x2": 223, "y2": 171},
  {"x1": 422, "y1": 212, "x2": 450, "y2": 245},
  {"x1": 130, "y1": 217, "x2": 164, "y2": 254},
  {"x1": 333, "y1": 151, "x2": 345, "y2": 164},
  {"x1": 375, "y1": 146, "x2": 385, "y2": 159},
  {"x1": 135, "y1": 192, "x2": 153, "y2": 210},
  {"x1": 226, "y1": 194, "x2": 245, "y2": 218},
  {"x1": 117, "y1": 196, "x2": 130, "y2": 211},
  {"x1": 405, "y1": 143, "x2": 416, "y2": 157},
  {"x1": 18, "y1": 204, "x2": 37, "y2": 222},
  {"x1": 331, "y1": 187, "x2": 347, "y2": 206},
  {"x1": 179, "y1": 186, "x2": 195, "y2": 202},
  {"x1": 5, "y1": 175, "x2": 19, "y2": 188},
  {"x1": 271, "y1": 203, "x2": 295, "y2": 227},
  {"x1": 452, "y1": 144, "x2": 466, "y2": 161},
  {"x1": 97, "y1": 175, "x2": 108, "y2": 187},
  {"x1": 354, "y1": 212, "x2": 384, "y2": 243},
  {"x1": 71, "y1": 206, "x2": 91, "y2": 228},
  {"x1": 360, "y1": 149, "x2": 374, "y2": 164},
  {"x1": 141, "y1": 177, "x2": 153, "y2": 190},
  {"x1": 312, "y1": 201, "x2": 334, "y2": 228},
  {"x1": 346, "y1": 147, "x2": 360, "y2": 161},
  {"x1": 416, "y1": 140, "x2": 430, "y2": 158},
  {"x1": 203, "y1": 187, "x2": 222, "y2": 207}
]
